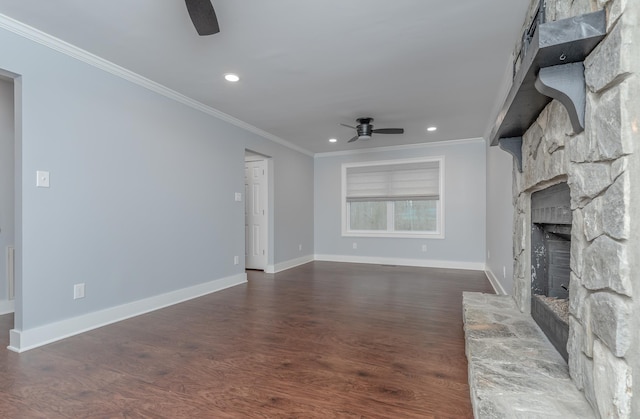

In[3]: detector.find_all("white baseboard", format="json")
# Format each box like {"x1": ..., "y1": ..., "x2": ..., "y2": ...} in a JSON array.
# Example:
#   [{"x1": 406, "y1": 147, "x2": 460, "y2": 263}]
[
  {"x1": 313, "y1": 254, "x2": 485, "y2": 271},
  {"x1": 484, "y1": 268, "x2": 507, "y2": 295},
  {"x1": 265, "y1": 254, "x2": 314, "y2": 274},
  {"x1": 8, "y1": 273, "x2": 247, "y2": 353},
  {"x1": 0, "y1": 299, "x2": 14, "y2": 315}
]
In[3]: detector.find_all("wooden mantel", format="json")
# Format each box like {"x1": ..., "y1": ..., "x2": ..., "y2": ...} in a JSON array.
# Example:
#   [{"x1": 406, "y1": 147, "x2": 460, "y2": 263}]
[{"x1": 489, "y1": 10, "x2": 606, "y2": 172}]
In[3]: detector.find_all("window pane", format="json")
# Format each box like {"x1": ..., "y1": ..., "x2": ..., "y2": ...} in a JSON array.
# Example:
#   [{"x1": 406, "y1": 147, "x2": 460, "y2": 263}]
[
  {"x1": 394, "y1": 200, "x2": 437, "y2": 232},
  {"x1": 349, "y1": 201, "x2": 387, "y2": 230}
]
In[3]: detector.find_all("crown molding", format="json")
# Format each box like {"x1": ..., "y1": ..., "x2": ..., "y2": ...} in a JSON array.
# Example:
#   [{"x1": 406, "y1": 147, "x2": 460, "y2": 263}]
[
  {"x1": 0, "y1": 14, "x2": 314, "y2": 157},
  {"x1": 313, "y1": 137, "x2": 485, "y2": 158}
]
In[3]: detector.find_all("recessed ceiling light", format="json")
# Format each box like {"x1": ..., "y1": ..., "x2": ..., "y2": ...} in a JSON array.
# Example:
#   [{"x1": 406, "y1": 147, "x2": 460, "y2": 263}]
[
  {"x1": 427, "y1": 126, "x2": 437, "y2": 132},
  {"x1": 329, "y1": 138, "x2": 338, "y2": 143},
  {"x1": 224, "y1": 73, "x2": 240, "y2": 82}
]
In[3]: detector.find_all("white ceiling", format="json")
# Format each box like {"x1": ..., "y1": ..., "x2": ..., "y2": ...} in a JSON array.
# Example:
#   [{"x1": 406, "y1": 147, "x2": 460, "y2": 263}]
[{"x1": 0, "y1": 0, "x2": 531, "y2": 154}]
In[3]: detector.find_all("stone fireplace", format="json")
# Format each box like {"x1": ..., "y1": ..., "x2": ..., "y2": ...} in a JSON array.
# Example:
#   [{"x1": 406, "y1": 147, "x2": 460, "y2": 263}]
[
  {"x1": 507, "y1": 0, "x2": 640, "y2": 417},
  {"x1": 464, "y1": 0, "x2": 638, "y2": 415}
]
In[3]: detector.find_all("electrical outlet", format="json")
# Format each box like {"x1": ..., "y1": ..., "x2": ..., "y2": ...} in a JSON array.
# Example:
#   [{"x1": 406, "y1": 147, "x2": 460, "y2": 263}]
[
  {"x1": 73, "y1": 283, "x2": 85, "y2": 300},
  {"x1": 298, "y1": 244, "x2": 302, "y2": 251},
  {"x1": 234, "y1": 192, "x2": 242, "y2": 202},
  {"x1": 487, "y1": 250, "x2": 491, "y2": 259},
  {"x1": 234, "y1": 256, "x2": 239, "y2": 265},
  {"x1": 352, "y1": 242, "x2": 357, "y2": 250},
  {"x1": 421, "y1": 244, "x2": 427, "y2": 252},
  {"x1": 503, "y1": 266, "x2": 506, "y2": 279}
]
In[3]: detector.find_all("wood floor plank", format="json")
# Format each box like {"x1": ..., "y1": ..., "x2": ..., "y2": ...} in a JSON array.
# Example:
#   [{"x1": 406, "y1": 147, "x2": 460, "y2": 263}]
[{"x1": 0, "y1": 262, "x2": 494, "y2": 417}]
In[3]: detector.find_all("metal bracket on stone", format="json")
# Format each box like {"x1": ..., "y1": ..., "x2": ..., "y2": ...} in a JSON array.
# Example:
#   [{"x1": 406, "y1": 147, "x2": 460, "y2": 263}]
[
  {"x1": 535, "y1": 62, "x2": 586, "y2": 134},
  {"x1": 499, "y1": 137, "x2": 523, "y2": 172}
]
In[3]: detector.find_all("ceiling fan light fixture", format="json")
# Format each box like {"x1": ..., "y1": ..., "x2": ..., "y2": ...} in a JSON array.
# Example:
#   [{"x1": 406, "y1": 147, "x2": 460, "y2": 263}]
[
  {"x1": 224, "y1": 73, "x2": 240, "y2": 82},
  {"x1": 359, "y1": 135, "x2": 372, "y2": 140}
]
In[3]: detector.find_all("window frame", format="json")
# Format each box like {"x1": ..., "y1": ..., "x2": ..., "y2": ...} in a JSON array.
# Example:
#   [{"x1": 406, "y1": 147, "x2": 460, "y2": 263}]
[{"x1": 341, "y1": 156, "x2": 445, "y2": 239}]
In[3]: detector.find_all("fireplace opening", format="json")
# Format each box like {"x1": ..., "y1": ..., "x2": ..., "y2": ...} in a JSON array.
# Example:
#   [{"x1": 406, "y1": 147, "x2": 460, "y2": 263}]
[{"x1": 531, "y1": 182, "x2": 571, "y2": 361}]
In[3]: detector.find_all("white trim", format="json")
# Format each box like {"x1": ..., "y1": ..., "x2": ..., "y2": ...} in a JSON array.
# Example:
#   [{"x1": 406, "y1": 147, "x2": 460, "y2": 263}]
[
  {"x1": 0, "y1": 14, "x2": 314, "y2": 158},
  {"x1": 265, "y1": 255, "x2": 314, "y2": 274},
  {"x1": 7, "y1": 273, "x2": 247, "y2": 353},
  {"x1": 314, "y1": 254, "x2": 485, "y2": 271},
  {"x1": 484, "y1": 267, "x2": 507, "y2": 295},
  {"x1": 314, "y1": 137, "x2": 485, "y2": 158},
  {"x1": 6, "y1": 245, "x2": 15, "y2": 300},
  {"x1": 0, "y1": 299, "x2": 14, "y2": 315},
  {"x1": 341, "y1": 231, "x2": 445, "y2": 239}
]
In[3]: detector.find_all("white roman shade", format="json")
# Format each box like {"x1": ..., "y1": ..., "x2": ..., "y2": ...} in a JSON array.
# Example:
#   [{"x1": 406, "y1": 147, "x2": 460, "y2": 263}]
[{"x1": 346, "y1": 160, "x2": 440, "y2": 202}]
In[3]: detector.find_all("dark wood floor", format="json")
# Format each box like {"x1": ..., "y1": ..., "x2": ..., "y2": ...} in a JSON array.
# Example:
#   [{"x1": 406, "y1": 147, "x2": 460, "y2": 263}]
[{"x1": 0, "y1": 262, "x2": 494, "y2": 418}]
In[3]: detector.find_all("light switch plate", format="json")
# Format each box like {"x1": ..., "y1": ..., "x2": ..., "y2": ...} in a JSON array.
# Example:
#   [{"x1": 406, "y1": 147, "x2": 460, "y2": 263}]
[
  {"x1": 73, "y1": 283, "x2": 85, "y2": 299},
  {"x1": 36, "y1": 170, "x2": 50, "y2": 188}
]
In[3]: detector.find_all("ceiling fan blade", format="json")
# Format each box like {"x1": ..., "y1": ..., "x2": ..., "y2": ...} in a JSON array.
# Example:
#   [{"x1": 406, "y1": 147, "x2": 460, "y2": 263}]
[
  {"x1": 185, "y1": 0, "x2": 220, "y2": 35},
  {"x1": 340, "y1": 123, "x2": 357, "y2": 129},
  {"x1": 372, "y1": 128, "x2": 404, "y2": 134},
  {"x1": 347, "y1": 135, "x2": 359, "y2": 143}
]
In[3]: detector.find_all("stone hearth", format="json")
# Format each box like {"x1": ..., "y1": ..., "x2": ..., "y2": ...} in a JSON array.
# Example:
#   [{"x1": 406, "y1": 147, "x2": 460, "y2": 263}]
[
  {"x1": 466, "y1": 0, "x2": 640, "y2": 417},
  {"x1": 463, "y1": 293, "x2": 594, "y2": 418}
]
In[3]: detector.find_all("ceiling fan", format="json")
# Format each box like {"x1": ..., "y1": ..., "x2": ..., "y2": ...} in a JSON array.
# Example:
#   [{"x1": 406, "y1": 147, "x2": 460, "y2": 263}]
[
  {"x1": 340, "y1": 118, "x2": 405, "y2": 143},
  {"x1": 185, "y1": 0, "x2": 220, "y2": 36}
]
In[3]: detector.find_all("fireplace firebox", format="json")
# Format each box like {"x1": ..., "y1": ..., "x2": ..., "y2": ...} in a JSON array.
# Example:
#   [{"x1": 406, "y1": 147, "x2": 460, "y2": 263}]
[{"x1": 531, "y1": 182, "x2": 571, "y2": 361}]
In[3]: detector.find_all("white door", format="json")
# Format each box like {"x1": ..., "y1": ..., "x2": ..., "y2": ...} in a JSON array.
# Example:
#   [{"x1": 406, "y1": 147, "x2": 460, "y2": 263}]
[{"x1": 245, "y1": 159, "x2": 267, "y2": 270}]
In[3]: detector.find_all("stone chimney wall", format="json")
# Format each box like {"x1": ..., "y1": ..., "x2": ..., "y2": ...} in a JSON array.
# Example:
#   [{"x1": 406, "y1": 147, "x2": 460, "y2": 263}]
[{"x1": 510, "y1": 0, "x2": 639, "y2": 417}]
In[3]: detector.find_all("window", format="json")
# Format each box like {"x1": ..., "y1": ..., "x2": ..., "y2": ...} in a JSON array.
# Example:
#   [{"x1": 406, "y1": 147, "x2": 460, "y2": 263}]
[{"x1": 342, "y1": 157, "x2": 444, "y2": 238}]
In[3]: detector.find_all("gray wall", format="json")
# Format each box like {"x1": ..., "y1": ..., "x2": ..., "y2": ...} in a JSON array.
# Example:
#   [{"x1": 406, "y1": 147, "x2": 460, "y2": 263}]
[
  {"x1": 0, "y1": 79, "x2": 14, "y2": 304},
  {"x1": 485, "y1": 142, "x2": 515, "y2": 294},
  {"x1": 0, "y1": 26, "x2": 313, "y2": 332},
  {"x1": 483, "y1": 38, "x2": 518, "y2": 295},
  {"x1": 314, "y1": 140, "x2": 487, "y2": 266}
]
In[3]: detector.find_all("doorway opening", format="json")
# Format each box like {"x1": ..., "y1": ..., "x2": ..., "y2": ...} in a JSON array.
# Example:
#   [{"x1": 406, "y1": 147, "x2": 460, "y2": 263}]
[
  {"x1": 0, "y1": 70, "x2": 20, "y2": 342},
  {"x1": 244, "y1": 150, "x2": 270, "y2": 271}
]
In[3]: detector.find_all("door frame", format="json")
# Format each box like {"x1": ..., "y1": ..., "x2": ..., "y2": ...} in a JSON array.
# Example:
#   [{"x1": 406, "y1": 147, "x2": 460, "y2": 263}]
[
  {"x1": 244, "y1": 150, "x2": 272, "y2": 271},
  {"x1": 0, "y1": 69, "x2": 22, "y2": 338}
]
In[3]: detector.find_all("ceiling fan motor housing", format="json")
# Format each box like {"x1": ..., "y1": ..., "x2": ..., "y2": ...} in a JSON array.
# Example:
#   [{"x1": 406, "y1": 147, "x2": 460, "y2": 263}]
[
  {"x1": 344, "y1": 117, "x2": 402, "y2": 142},
  {"x1": 357, "y1": 118, "x2": 373, "y2": 139}
]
